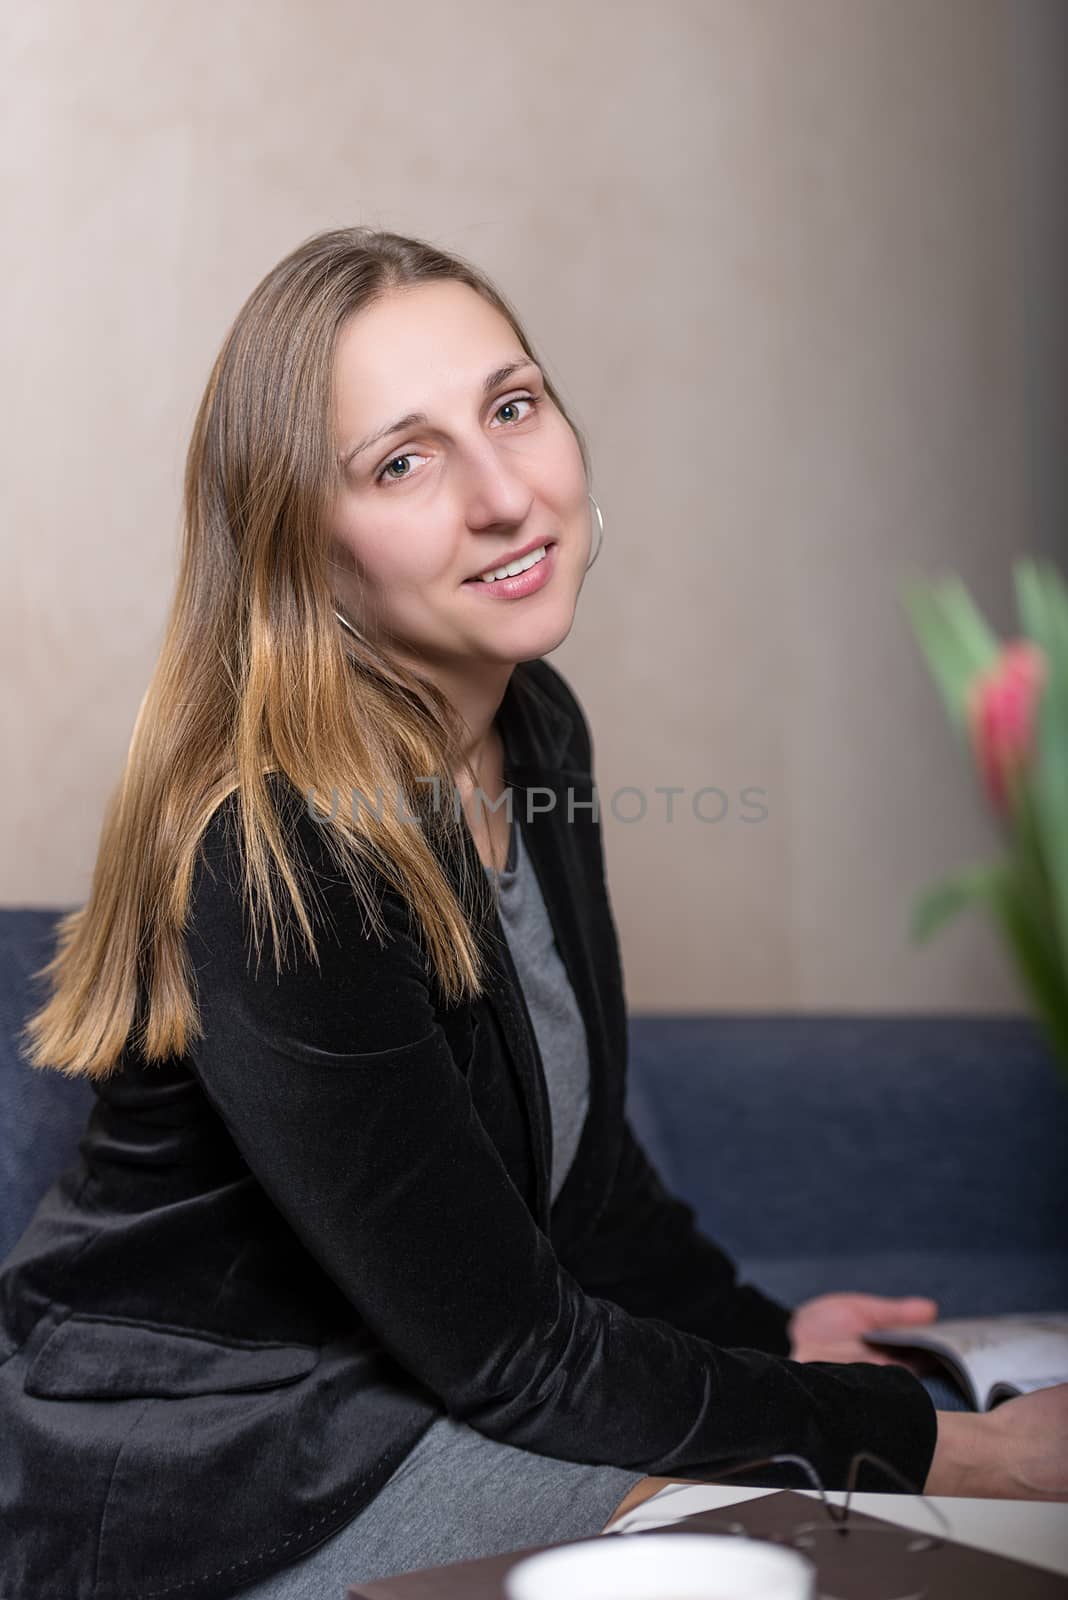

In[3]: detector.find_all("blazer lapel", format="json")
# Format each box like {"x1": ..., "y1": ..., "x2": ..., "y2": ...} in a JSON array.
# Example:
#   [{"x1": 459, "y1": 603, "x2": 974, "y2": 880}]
[
  {"x1": 489, "y1": 666, "x2": 627, "y2": 1248},
  {"x1": 439, "y1": 663, "x2": 626, "y2": 1244},
  {"x1": 451, "y1": 666, "x2": 573, "y2": 1235}
]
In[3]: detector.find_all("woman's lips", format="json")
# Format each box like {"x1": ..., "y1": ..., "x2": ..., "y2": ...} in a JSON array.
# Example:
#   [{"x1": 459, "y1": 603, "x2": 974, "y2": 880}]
[{"x1": 462, "y1": 541, "x2": 557, "y2": 600}]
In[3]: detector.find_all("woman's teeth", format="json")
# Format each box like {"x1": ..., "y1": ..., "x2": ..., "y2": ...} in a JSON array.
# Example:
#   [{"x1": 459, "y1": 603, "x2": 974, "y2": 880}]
[{"x1": 477, "y1": 545, "x2": 548, "y2": 583}]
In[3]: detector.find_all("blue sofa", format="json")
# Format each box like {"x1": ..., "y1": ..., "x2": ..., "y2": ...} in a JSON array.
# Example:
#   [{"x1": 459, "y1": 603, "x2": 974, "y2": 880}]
[{"x1": 3, "y1": 907, "x2": 1067, "y2": 1317}]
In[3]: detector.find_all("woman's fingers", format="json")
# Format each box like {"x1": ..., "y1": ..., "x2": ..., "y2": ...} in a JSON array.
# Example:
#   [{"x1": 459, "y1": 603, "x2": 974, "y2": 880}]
[{"x1": 792, "y1": 1340, "x2": 898, "y2": 1366}]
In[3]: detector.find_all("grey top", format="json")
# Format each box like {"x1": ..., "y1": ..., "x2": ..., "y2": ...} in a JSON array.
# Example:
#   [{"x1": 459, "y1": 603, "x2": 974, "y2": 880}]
[{"x1": 484, "y1": 818, "x2": 590, "y2": 1204}]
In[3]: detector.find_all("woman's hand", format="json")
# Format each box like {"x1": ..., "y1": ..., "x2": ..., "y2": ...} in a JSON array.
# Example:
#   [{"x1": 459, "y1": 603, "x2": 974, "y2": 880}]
[
  {"x1": 788, "y1": 1292, "x2": 942, "y2": 1375},
  {"x1": 926, "y1": 1385, "x2": 1068, "y2": 1499},
  {"x1": 983, "y1": 1384, "x2": 1068, "y2": 1498}
]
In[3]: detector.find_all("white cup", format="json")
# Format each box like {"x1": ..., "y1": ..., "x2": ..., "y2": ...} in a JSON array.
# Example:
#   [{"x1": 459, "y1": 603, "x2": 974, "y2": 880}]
[{"x1": 504, "y1": 1532, "x2": 816, "y2": 1600}]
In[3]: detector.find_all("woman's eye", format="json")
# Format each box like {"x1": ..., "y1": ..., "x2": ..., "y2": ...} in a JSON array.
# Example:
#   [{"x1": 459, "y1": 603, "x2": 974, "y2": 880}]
[
  {"x1": 493, "y1": 395, "x2": 538, "y2": 426},
  {"x1": 376, "y1": 450, "x2": 428, "y2": 486},
  {"x1": 374, "y1": 394, "x2": 540, "y2": 486}
]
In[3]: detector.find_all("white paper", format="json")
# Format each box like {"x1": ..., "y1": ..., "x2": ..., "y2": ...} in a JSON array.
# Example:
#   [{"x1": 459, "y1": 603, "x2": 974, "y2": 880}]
[{"x1": 863, "y1": 1312, "x2": 1068, "y2": 1410}]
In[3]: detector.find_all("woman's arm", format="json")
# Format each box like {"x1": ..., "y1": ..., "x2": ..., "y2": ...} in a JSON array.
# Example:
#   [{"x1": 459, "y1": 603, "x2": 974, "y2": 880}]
[
  {"x1": 557, "y1": 1118, "x2": 794, "y2": 1354},
  {"x1": 183, "y1": 794, "x2": 938, "y2": 1492}
]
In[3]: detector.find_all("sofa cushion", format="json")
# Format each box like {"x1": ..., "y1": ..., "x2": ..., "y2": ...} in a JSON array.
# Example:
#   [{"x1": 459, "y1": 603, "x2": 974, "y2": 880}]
[
  {"x1": 626, "y1": 1013, "x2": 1068, "y2": 1316},
  {"x1": 0, "y1": 909, "x2": 93, "y2": 1264}
]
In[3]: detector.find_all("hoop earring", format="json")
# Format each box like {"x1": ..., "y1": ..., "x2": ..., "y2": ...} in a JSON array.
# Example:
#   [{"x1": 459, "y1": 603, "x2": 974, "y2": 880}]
[{"x1": 586, "y1": 492, "x2": 605, "y2": 572}]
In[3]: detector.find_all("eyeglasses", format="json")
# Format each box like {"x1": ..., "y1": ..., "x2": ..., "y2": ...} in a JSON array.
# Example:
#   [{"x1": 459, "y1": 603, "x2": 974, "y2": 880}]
[{"x1": 649, "y1": 1451, "x2": 951, "y2": 1600}]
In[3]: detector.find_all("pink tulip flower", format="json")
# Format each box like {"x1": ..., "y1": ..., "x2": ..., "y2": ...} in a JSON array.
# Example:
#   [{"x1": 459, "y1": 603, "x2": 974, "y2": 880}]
[{"x1": 966, "y1": 640, "x2": 1048, "y2": 816}]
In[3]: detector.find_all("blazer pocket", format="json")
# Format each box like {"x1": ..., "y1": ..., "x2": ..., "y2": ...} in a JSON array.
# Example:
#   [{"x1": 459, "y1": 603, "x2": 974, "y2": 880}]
[
  {"x1": 232, "y1": 1007, "x2": 441, "y2": 1069},
  {"x1": 23, "y1": 1313, "x2": 319, "y2": 1400}
]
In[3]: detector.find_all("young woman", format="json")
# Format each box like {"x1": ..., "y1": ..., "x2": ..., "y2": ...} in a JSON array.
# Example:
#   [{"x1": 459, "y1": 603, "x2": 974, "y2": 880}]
[{"x1": 2, "y1": 227, "x2": 1065, "y2": 1600}]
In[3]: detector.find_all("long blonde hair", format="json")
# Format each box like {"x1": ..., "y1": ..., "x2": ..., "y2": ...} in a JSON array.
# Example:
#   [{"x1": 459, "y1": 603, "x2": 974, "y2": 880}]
[{"x1": 22, "y1": 226, "x2": 592, "y2": 1082}]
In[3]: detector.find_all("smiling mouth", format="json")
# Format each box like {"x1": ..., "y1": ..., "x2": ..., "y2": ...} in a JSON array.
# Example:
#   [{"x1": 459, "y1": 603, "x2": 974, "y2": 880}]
[{"x1": 465, "y1": 541, "x2": 555, "y2": 584}]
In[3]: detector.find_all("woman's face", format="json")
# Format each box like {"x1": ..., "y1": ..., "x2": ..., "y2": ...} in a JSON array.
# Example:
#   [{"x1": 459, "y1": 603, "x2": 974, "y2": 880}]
[{"x1": 327, "y1": 281, "x2": 593, "y2": 677}]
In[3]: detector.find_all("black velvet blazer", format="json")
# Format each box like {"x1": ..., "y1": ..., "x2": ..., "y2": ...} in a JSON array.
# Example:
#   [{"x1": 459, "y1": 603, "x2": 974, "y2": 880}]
[{"x1": 0, "y1": 658, "x2": 938, "y2": 1600}]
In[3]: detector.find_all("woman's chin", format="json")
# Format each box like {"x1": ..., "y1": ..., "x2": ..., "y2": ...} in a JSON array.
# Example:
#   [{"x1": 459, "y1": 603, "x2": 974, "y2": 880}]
[{"x1": 478, "y1": 602, "x2": 578, "y2": 663}]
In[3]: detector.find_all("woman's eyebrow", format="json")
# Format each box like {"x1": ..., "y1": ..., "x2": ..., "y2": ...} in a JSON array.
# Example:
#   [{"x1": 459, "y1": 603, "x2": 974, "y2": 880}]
[{"x1": 339, "y1": 359, "x2": 541, "y2": 469}]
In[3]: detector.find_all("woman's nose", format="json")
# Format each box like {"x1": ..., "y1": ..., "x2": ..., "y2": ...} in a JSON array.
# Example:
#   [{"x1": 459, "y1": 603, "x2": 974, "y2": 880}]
[{"x1": 456, "y1": 443, "x2": 534, "y2": 530}]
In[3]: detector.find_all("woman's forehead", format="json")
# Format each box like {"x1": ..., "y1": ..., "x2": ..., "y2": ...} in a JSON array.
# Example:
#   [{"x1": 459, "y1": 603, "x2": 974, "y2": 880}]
[
  {"x1": 334, "y1": 285, "x2": 527, "y2": 442},
  {"x1": 336, "y1": 282, "x2": 516, "y2": 389}
]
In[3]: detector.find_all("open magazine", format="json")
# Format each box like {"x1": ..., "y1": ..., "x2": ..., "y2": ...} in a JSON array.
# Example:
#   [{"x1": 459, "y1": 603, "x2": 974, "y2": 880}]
[{"x1": 862, "y1": 1312, "x2": 1068, "y2": 1411}]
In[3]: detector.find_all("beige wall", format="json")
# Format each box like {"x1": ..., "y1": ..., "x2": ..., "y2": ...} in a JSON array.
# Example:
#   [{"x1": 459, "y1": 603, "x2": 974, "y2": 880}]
[{"x1": 3, "y1": 0, "x2": 1064, "y2": 1012}]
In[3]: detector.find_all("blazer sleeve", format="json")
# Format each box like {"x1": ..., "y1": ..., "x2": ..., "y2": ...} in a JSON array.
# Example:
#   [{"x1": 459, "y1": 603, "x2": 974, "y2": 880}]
[
  {"x1": 185, "y1": 797, "x2": 938, "y2": 1492},
  {"x1": 558, "y1": 1119, "x2": 795, "y2": 1355}
]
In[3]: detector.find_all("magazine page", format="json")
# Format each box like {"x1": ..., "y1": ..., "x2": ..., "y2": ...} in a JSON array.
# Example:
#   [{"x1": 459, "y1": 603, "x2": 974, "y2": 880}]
[
  {"x1": 862, "y1": 1313, "x2": 1068, "y2": 1410},
  {"x1": 988, "y1": 1374, "x2": 1068, "y2": 1406}
]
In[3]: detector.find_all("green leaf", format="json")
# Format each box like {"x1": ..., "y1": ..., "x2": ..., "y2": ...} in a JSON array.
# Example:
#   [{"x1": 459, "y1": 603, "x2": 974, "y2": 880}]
[
  {"x1": 1013, "y1": 560, "x2": 1068, "y2": 984},
  {"x1": 908, "y1": 844, "x2": 1068, "y2": 1089},
  {"x1": 980, "y1": 858, "x2": 1068, "y2": 1091},
  {"x1": 907, "y1": 865, "x2": 999, "y2": 945},
  {"x1": 1015, "y1": 559, "x2": 1068, "y2": 656},
  {"x1": 1011, "y1": 780, "x2": 1062, "y2": 951},
  {"x1": 899, "y1": 572, "x2": 1001, "y2": 743}
]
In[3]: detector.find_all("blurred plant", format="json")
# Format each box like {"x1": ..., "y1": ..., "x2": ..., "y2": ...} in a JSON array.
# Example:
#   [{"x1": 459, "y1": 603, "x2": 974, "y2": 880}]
[{"x1": 901, "y1": 559, "x2": 1068, "y2": 1091}]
